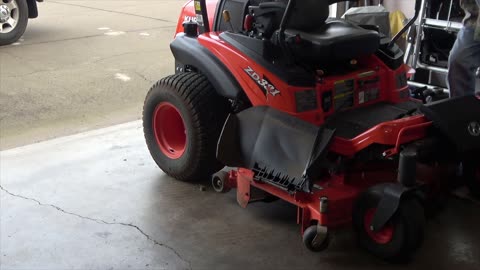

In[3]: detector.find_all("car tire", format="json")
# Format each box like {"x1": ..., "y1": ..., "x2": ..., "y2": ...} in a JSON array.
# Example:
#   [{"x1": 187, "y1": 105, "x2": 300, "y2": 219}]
[{"x1": 0, "y1": 0, "x2": 29, "y2": 46}]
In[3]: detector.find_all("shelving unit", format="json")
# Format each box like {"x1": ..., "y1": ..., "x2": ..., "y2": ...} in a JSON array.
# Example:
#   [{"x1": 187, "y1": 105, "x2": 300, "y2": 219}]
[{"x1": 405, "y1": 0, "x2": 463, "y2": 92}]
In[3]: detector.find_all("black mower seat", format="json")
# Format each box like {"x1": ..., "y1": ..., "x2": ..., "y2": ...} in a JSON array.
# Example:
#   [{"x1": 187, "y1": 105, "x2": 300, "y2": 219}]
[{"x1": 285, "y1": 19, "x2": 380, "y2": 65}]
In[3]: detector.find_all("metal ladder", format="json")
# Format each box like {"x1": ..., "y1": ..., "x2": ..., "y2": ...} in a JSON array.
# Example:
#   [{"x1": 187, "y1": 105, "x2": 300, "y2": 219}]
[{"x1": 405, "y1": 0, "x2": 463, "y2": 92}]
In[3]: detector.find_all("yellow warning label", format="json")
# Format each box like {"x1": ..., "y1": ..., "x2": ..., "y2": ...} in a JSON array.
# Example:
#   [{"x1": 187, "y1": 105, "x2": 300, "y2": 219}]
[
  {"x1": 194, "y1": 1, "x2": 201, "y2": 11},
  {"x1": 333, "y1": 91, "x2": 353, "y2": 100}
]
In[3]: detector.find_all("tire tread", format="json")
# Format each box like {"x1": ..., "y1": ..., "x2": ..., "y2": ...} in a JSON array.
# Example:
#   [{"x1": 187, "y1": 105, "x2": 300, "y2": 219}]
[{"x1": 143, "y1": 72, "x2": 229, "y2": 181}]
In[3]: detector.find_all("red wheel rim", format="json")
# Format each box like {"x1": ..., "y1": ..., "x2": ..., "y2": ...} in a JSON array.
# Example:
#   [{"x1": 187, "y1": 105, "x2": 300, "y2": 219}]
[
  {"x1": 364, "y1": 208, "x2": 394, "y2": 244},
  {"x1": 152, "y1": 102, "x2": 187, "y2": 159}
]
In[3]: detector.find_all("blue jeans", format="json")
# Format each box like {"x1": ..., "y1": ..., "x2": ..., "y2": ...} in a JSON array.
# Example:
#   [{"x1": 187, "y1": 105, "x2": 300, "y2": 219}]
[{"x1": 447, "y1": 27, "x2": 480, "y2": 97}]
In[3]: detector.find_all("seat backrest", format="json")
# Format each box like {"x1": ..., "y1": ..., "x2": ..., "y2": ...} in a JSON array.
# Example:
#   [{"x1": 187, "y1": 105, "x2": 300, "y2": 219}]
[{"x1": 287, "y1": 0, "x2": 330, "y2": 31}]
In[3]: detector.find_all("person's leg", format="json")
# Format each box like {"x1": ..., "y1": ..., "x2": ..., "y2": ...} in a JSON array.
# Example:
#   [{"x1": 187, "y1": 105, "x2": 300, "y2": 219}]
[
  {"x1": 476, "y1": 67, "x2": 480, "y2": 93},
  {"x1": 447, "y1": 27, "x2": 480, "y2": 97},
  {"x1": 447, "y1": 29, "x2": 463, "y2": 97}
]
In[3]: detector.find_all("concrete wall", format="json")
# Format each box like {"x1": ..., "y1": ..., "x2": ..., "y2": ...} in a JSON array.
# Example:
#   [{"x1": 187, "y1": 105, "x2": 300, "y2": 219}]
[
  {"x1": 332, "y1": 0, "x2": 417, "y2": 19},
  {"x1": 383, "y1": 0, "x2": 416, "y2": 18}
]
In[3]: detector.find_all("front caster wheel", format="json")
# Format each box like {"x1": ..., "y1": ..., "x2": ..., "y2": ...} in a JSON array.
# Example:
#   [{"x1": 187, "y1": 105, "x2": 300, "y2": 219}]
[
  {"x1": 302, "y1": 225, "x2": 330, "y2": 252},
  {"x1": 353, "y1": 190, "x2": 425, "y2": 262},
  {"x1": 211, "y1": 171, "x2": 231, "y2": 193}
]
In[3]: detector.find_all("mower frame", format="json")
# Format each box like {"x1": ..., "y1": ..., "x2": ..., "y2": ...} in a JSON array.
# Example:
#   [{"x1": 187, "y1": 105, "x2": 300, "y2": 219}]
[{"x1": 143, "y1": 0, "x2": 480, "y2": 260}]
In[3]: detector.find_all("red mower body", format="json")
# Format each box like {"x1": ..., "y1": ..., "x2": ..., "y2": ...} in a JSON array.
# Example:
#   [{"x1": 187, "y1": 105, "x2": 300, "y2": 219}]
[
  {"x1": 175, "y1": 0, "x2": 432, "y2": 158},
  {"x1": 174, "y1": 0, "x2": 433, "y2": 237},
  {"x1": 197, "y1": 32, "x2": 432, "y2": 157},
  {"x1": 144, "y1": 0, "x2": 480, "y2": 260},
  {"x1": 175, "y1": 0, "x2": 217, "y2": 35}
]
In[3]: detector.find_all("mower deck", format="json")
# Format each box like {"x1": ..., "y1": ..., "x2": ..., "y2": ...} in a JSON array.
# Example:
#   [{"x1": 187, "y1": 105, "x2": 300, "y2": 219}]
[{"x1": 225, "y1": 167, "x2": 398, "y2": 230}]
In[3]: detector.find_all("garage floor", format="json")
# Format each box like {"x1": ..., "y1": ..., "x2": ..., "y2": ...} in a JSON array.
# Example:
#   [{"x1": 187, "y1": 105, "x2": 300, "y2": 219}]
[
  {"x1": 1, "y1": 122, "x2": 480, "y2": 270},
  {"x1": 1, "y1": 1, "x2": 480, "y2": 270}
]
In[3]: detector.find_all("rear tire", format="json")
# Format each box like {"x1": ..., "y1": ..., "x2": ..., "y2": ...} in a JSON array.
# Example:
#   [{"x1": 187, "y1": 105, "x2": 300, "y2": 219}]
[
  {"x1": 353, "y1": 189, "x2": 425, "y2": 262},
  {"x1": 143, "y1": 72, "x2": 229, "y2": 182},
  {"x1": 0, "y1": 0, "x2": 28, "y2": 46}
]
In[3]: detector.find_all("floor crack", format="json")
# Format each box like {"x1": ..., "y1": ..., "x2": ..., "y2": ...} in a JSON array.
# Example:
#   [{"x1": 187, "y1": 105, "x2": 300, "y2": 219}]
[
  {"x1": 134, "y1": 71, "x2": 155, "y2": 84},
  {"x1": 0, "y1": 184, "x2": 192, "y2": 269}
]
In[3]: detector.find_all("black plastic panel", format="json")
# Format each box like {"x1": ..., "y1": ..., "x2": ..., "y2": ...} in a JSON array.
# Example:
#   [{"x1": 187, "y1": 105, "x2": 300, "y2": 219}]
[
  {"x1": 217, "y1": 106, "x2": 335, "y2": 191},
  {"x1": 170, "y1": 34, "x2": 242, "y2": 99},
  {"x1": 213, "y1": 0, "x2": 250, "y2": 32},
  {"x1": 326, "y1": 101, "x2": 421, "y2": 139},
  {"x1": 220, "y1": 32, "x2": 316, "y2": 87},
  {"x1": 420, "y1": 95, "x2": 480, "y2": 153}
]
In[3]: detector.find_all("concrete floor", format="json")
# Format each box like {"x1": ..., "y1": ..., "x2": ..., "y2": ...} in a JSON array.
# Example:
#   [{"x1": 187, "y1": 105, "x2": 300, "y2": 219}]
[
  {"x1": 1, "y1": 122, "x2": 480, "y2": 270},
  {"x1": 0, "y1": 0, "x2": 183, "y2": 149},
  {"x1": 1, "y1": 1, "x2": 480, "y2": 269}
]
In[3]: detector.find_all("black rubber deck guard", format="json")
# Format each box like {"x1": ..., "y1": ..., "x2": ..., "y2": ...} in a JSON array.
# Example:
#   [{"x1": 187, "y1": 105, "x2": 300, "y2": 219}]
[{"x1": 216, "y1": 106, "x2": 335, "y2": 192}]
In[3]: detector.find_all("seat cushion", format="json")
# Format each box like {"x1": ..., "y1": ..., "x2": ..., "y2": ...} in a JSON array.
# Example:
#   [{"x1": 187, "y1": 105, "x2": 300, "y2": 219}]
[{"x1": 285, "y1": 19, "x2": 380, "y2": 65}]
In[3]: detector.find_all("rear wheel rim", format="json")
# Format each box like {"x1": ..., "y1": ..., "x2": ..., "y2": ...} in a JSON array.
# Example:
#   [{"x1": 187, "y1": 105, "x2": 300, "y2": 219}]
[
  {"x1": 364, "y1": 208, "x2": 394, "y2": 244},
  {"x1": 153, "y1": 102, "x2": 187, "y2": 159},
  {"x1": 0, "y1": 0, "x2": 19, "y2": 34}
]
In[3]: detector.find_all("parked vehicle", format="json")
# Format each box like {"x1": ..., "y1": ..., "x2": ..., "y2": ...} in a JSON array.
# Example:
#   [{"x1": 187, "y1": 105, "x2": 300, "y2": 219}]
[
  {"x1": 0, "y1": 0, "x2": 42, "y2": 45},
  {"x1": 142, "y1": 0, "x2": 480, "y2": 261}
]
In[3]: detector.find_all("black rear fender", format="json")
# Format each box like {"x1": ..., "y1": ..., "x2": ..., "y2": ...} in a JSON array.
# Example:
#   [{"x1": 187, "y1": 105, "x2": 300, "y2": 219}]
[
  {"x1": 170, "y1": 34, "x2": 242, "y2": 100},
  {"x1": 27, "y1": 0, "x2": 38, "y2": 18}
]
